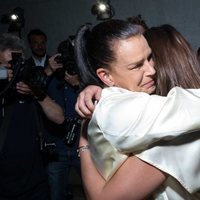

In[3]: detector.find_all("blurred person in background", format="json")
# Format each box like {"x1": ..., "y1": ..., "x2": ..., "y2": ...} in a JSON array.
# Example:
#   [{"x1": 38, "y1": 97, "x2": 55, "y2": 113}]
[
  {"x1": 42, "y1": 38, "x2": 83, "y2": 200},
  {"x1": 0, "y1": 33, "x2": 64, "y2": 200},
  {"x1": 26, "y1": 29, "x2": 50, "y2": 68}
]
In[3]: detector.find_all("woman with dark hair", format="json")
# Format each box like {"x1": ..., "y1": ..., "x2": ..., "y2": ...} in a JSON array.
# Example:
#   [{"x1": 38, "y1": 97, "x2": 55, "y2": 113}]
[
  {"x1": 145, "y1": 24, "x2": 200, "y2": 96},
  {"x1": 75, "y1": 20, "x2": 200, "y2": 199}
]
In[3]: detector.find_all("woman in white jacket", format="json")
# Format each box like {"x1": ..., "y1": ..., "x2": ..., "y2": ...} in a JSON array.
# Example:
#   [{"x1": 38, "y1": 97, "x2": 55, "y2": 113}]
[{"x1": 75, "y1": 20, "x2": 200, "y2": 200}]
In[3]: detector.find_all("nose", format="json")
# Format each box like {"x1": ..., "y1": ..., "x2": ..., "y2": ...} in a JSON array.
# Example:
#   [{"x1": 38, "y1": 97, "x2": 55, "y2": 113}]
[
  {"x1": 144, "y1": 60, "x2": 156, "y2": 76},
  {"x1": 38, "y1": 44, "x2": 44, "y2": 49}
]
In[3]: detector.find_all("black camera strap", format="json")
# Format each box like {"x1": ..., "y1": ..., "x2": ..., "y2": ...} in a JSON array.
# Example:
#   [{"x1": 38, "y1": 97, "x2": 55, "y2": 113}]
[{"x1": 0, "y1": 102, "x2": 14, "y2": 153}]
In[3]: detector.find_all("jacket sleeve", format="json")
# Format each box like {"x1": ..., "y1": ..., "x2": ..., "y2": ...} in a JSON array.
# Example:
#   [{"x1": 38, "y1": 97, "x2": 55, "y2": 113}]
[{"x1": 96, "y1": 87, "x2": 200, "y2": 153}]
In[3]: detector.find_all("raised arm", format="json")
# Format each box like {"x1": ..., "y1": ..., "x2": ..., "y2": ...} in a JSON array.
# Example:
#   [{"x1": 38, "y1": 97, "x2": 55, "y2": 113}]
[
  {"x1": 79, "y1": 122, "x2": 166, "y2": 200},
  {"x1": 38, "y1": 95, "x2": 65, "y2": 124},
  {"x1": 16, "y1": 81, "x2": 65, "y2": 124}
]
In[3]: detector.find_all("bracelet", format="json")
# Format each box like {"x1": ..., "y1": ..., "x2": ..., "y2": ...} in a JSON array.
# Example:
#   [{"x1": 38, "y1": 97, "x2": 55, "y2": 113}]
[{"x1": 77, "y1": 145, "x2": 90, "y2": 157}]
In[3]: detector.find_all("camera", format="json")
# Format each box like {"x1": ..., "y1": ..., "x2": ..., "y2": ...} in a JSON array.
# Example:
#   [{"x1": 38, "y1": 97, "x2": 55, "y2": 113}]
[
  {"x1": 8, "y1": 52, "x2": 48, "y2": 93},
  {"x1": 54, "y1": 54, "x2": 77, "y2": 75},
  {"x1": 54, "y1": 36, "x2": 78, "y2": 76}
]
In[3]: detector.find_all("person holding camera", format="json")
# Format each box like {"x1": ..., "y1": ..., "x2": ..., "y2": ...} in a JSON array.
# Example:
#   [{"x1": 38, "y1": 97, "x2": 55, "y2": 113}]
[
  {"x1": 26, "y1": 29, "x2": 82, "y2": 199},
  {"x1": 0, "y1": 33, "x2": 65, "y2": 200},
  {"x1": 42, "y1": 39, "x2": 83, "y2": 200}
]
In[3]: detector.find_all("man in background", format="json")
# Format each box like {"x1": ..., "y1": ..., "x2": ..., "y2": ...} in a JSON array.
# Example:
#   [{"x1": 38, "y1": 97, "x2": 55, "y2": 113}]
[
  {"x1": 26, "y1": 29, "x2": 50, "y2": 67},
  {"x1": 43, "y1": 38, "x2": 83, "y2": 200}
]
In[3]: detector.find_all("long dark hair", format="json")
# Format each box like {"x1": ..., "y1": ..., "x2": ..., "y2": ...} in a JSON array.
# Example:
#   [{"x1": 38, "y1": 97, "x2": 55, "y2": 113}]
[
  {"x1": 74, "y1": 19, "x2": 142, "y2": 89},
  {"x1": 144, "y1": 24, "x2": 200, "y2": 96}
]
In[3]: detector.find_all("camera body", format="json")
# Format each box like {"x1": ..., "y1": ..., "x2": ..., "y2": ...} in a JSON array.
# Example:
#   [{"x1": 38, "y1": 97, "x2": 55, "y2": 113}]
[
  {"x1": 54, "y1": 54, "x2": 77, "y2": 75},
  {"x1": 54, "y1": 36, "x2": 78, "y2": 76},
  {"x1": 10, "y1": 52, "x2": 48, "y2": 92}
]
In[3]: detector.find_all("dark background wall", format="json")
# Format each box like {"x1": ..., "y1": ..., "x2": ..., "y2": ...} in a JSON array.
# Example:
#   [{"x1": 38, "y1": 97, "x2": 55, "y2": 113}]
[{"x1": 0, "y1": 0, "x2": 200, "y2": 57}]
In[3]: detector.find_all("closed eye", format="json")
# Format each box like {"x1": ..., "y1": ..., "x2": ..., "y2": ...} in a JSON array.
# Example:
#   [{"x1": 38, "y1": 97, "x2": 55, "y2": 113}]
[{"x1": 147, "y1": 53, "x2": 153, "y2": 61}]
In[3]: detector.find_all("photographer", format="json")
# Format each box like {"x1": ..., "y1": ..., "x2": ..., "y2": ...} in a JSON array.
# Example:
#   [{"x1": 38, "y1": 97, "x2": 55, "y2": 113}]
[
  {"x1": 43, "y1": 39, "x2": 83, "y2": 200},
  {"x1": 0, "y1": 33, "x2": 64, "y2": 200}
]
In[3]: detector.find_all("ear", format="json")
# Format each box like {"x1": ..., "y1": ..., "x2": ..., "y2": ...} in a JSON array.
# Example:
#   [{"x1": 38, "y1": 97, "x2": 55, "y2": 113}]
[{"x1": 96, "y1": 68, "x2": 115, "y2": 87}]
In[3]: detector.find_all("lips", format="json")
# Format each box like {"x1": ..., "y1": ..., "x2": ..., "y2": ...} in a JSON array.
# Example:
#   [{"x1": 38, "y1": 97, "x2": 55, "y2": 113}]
[{"x1": 142, "y1": 80, "x2": 155, "y2": 89}]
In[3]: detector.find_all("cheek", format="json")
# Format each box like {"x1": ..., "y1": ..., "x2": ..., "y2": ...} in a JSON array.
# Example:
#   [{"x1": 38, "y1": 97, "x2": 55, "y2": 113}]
[
  {"x1": 0, "y1": 52, "x2": 11, "y2": 62},
  {"x1": 5, "y1": 52, "x2": 12, "y2": 61},
  {"x1": 129, "y1": 76, "x2": 143, "y2": 91},
  {"x1": 117, "y1": 73, "x2": 143, "y2": 91},
  {"x1": 125, "y1": 70, "x2": 148, "y2": 92},
  {"x1": 33, "y1": 45, "x2": 38, "y2": 49},
  {"x1": 110, "y1": 72, "x2": 126, "y2": 87},
  {"x1": 31, "y1": 44, "x2": 37, "y2": 49},
  {"x1": 150, "y1": 59, "x2": 155, "y2": 68},
  {"x1": 131, "y1": 70, "x2": 144, "y2": 84}
]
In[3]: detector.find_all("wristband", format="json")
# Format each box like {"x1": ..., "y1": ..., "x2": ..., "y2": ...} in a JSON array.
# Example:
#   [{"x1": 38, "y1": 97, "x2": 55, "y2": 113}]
[{"x1": 77, "y1": 145, "x2": 90, "y2": 157}]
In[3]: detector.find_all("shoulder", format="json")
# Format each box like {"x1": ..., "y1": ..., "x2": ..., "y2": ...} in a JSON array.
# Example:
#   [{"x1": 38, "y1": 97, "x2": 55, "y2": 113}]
[
  {"x1": 99, "y1": 87, "x2": 150, "y2": 112},
  {"x1": 92, "y1": 87, "x2": 150, "y2": 135}
]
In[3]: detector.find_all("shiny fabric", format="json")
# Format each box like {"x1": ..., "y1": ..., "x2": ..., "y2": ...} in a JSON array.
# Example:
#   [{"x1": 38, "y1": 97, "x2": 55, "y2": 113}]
[{"x1": 88, "y1": 87, "x2": 200, "y2": 200}]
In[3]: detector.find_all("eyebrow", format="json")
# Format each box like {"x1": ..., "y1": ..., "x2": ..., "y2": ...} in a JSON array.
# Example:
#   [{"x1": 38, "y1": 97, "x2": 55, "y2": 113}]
[
  {"x1": 126, "y1": 50, "x2": 152, "y2": 68},
  {"x1": 127, "y1": 56, "x2": 146, "y2": 67}
]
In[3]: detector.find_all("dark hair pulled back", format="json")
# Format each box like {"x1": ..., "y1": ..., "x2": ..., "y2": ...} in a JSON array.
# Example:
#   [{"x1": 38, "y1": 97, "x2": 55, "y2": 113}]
[{"x1": 74, "y1": 19, "x2": 141, "y2": 88}]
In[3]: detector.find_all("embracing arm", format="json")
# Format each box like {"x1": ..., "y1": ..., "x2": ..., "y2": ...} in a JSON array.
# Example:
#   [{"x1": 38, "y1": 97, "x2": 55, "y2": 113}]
[
  {"x1": 75, "y1": 85, "x2": 102, "y2": 118},
  {"x1": 79, "y1": 133, "x2": 166, "y2": 200}
]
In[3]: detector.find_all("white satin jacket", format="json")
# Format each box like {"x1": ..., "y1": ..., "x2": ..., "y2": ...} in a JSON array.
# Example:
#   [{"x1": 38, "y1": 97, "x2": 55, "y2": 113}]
[{"x1": 88, "y1": 87, "x2": 200, "y2": 200}]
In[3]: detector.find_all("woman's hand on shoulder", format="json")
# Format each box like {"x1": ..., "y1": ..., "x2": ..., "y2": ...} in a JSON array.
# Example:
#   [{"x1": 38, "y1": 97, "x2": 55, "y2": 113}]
[{"x1": 75, "y1": 85, "x2": 102, "y2": 118}]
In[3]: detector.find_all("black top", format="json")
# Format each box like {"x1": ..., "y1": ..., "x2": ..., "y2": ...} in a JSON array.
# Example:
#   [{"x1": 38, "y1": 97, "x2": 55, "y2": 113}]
[{"x1": 0, "y1": 97, "x2": 49, "y2": 199}]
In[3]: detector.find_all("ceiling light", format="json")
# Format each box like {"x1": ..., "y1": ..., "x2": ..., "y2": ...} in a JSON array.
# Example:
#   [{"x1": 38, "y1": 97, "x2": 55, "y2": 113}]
[{"x1": 91, "y1": 0, "x2": 115, "y2": 20}]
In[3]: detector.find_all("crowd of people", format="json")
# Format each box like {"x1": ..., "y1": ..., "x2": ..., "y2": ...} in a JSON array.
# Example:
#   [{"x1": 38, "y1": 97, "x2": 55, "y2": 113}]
[
  {"x1": 0, "y1": 15, "x2": 200, "y2": 200},
  {"x1": 26, "y1": 28, "x2": 82, "y2": 200},
  {"x1": 0, "y1": 29, "x2": 82, "y2": 200}
]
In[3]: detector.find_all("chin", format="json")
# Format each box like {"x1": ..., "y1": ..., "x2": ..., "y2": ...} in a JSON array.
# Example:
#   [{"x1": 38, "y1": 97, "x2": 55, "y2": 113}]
[
  {"x1": 148, "y1": 86, "x2": 156, "y2": 94},
  {"x1": 146, "y1": 86, "x2": 156, "y2": 94}
]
